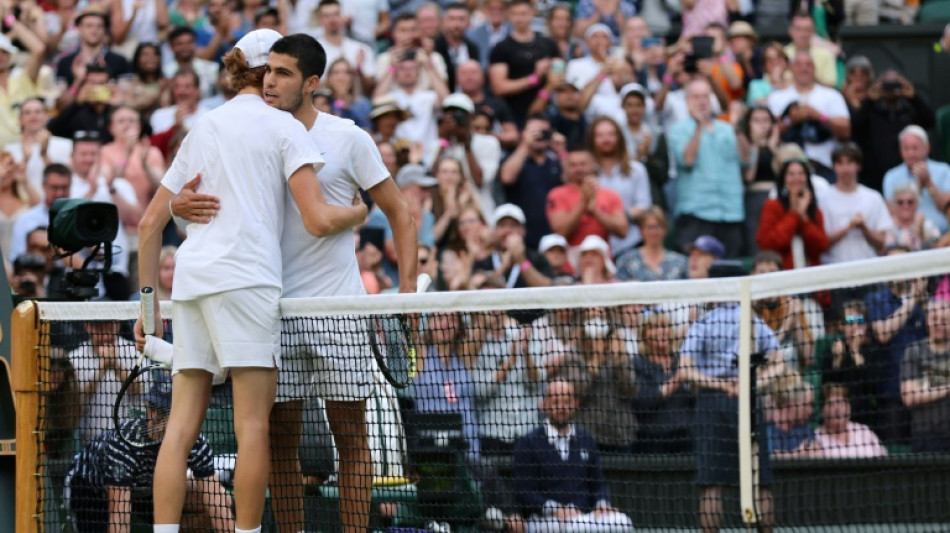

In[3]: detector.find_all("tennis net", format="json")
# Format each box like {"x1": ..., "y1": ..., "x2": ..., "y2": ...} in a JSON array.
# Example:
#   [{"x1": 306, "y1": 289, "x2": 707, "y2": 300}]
[{"x1": 14, "y1": 247, "x2": 950, "y2": 532}]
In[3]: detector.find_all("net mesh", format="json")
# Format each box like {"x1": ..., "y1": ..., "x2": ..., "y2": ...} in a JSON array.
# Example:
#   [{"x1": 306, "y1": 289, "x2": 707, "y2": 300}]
[{"x1": 21, "y1": 249, "x2": 950, "y2": 533}]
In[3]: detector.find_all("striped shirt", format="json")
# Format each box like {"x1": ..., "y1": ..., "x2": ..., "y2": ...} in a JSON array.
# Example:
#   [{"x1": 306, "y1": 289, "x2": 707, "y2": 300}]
[{"x1": 68, "y1": 419, "x2": 215, "y2": 488}]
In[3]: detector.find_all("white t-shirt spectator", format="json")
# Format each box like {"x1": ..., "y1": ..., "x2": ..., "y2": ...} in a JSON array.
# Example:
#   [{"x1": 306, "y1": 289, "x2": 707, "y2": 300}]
[
  {"x1": 149, "y1": 103, "x2": 212, "y2": 134},
  {"x1": 6, "y1": 136, "x2": 73, "y2": 197},
  {"x1": 316, "y1": 36, "x2": 377, "y2": 78},
  {"x1": 390, "y1": 88, "x2": 439, "y2": 147},
  {"x1": 565, "y1": 56, "x2": 615, "y2": 98},
  {"x1": 287, "y1": 0, "x2": 319, "y2": 34},
  {"x1": 341, "y1": 0, "x2": 389, "y2": 45},
  {"x1": 160, "y1": 94, "x2": 324, "y2": 300},
  {"x1": 376, "y1": 50, "x2": 448, "y2": 92},
  {"x1": 282, "y1": 112, "x2": 390, "y2": 298},
  {"x1": 818, "y1": 184, "x2": 894, "y2": 264},
  {"x1": 767, "y1": 84, "x2": 849, "y2": 168}
]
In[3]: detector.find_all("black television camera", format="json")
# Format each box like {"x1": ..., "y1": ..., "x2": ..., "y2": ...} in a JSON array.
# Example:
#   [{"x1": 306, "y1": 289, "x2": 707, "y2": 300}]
[{"x1": 48, "y1": 199, "x2": 120, "y2": 301}]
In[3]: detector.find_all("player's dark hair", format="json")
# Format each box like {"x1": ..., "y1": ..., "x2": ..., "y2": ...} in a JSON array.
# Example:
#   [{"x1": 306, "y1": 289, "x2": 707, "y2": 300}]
[
  {"x1": 271, "y1": 33, "x2": 328, "y2": 79},
  {"x1": 317, "y1": 0, "x2": 340, "y2": 10}
]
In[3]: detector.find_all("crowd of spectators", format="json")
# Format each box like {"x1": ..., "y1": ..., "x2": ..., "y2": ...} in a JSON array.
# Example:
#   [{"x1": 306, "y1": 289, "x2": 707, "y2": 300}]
[{"x1": 5, "y1": 0, "x2": 950, "y2": 531}]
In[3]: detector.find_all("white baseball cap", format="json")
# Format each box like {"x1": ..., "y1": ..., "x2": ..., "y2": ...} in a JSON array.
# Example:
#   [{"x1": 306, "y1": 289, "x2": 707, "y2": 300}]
[
  {"x1": 539, "y1": 234, "x2": 568, "y2": 254},
  {"x1": 491, "y1": 203, "x2": 526, "y2": 227},
  {"x1": 579, "y1": 235, "x2": 616, "y2": 275},
  {"x1": 442, "y1": 93, "x2": 475, "y2": 114},
  {"x1": 235, "y1": 29, "x2": 283, "y2": 69}
]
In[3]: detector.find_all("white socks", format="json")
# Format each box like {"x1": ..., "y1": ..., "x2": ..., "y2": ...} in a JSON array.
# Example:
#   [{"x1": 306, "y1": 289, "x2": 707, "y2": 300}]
[
  {"x1": 235, "y1": 527, "x2": 262, "y2": 533},
  {"x1": 154, "y1": 526, "x2": 179, "y2": 533}
]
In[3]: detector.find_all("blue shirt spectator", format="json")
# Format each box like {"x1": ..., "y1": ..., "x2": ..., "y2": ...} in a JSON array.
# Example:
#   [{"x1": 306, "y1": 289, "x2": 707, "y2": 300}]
[
  {"x1": 680, "y1": 303, "x2": 780, "y2": 379},
  {"x1": 575, "y1": 0, "x2": 637, "y2": 38},
  {"x1": 667, "y1": 117, "x2": 744, "y2": 225},
  {"x1": 767, "y1": 422, "x2": 814, "y2": 453},
  {"x1": 882, "y1": 159, "x2": 950, "y2": 233},
  {"x1": 865, "y1": 282, "x2": 928, "y2": 399},
  {"x1": 414, "y1": 344, "x2": 480, "y2": 459}
]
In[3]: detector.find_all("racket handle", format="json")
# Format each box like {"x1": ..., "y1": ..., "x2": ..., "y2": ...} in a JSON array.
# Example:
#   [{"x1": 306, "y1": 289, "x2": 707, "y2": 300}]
[{"x1": 140, "y1": 287, "x2": 156, "y2": 336}]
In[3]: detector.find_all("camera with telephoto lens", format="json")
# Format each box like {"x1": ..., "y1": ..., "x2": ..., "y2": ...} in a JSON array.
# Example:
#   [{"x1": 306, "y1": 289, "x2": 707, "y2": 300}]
[{"x1": 48, "y1": 198, "x2": 120, "y2": 301}]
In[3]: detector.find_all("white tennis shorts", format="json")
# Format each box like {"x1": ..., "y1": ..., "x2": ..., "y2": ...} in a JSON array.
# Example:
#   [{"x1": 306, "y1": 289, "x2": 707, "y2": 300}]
[
  {"x1": 172, "y1": 287, "x2": 281, "y2": 383},
  {"x1": 275, "y1": 316, "x2": 374, "y2": 403}
]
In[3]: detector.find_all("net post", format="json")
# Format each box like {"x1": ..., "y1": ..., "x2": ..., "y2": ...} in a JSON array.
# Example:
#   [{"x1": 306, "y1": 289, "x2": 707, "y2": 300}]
[
  {"x1": 737, "y1": 278, "x2": 756, "y2": 527},
  {"x1": 12, "y1": 301, "x2": 42, "y2": 532}
]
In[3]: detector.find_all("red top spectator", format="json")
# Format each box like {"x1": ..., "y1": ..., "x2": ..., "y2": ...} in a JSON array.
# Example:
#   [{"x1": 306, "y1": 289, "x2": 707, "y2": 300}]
[
  {"x1": 756, "y1": 159, "x2": 829, "y2": 269},
  {"x1": 546, "y1": 150, "x2": 628, "y2": 247}
]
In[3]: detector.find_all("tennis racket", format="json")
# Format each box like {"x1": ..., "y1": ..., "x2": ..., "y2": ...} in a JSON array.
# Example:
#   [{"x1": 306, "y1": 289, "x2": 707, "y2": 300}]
[
  {"x1": 112, "y1": 287, "x2": 170, "y2": 449},
  {"x1": 370, "y1": 273, "x2": 432, "y2": 389}
]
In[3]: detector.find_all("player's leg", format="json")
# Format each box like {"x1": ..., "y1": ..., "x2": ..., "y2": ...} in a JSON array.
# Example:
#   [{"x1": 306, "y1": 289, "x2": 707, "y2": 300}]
[
  {"x1": 325, "y1": 399, "x2": 372, "y2": 533},
  {"x1": 153, "y1": 369, "x2": 214, "y2": 525},
  {"x1": 231, "y1": 367, "x2": 279, "y2": 529},
  {"x1": 319, "y1": 318, "x2": 376, "y2": 533},
  {"x1": 699, "y1": 485, "x2": 723, "y2": 533},
  {"x1": 269, "y1": 399, "x2": 305, "y2": 533},
  {"x1": 155, "y1": 299, "x2": 218, "y2": 527},
  {"x1": 203, "y1": 287, "x2": 282, "y2": 530}
]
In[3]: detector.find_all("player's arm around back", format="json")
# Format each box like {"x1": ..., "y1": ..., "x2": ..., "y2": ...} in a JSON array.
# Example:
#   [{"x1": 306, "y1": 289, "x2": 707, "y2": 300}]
[{"x1": 288, "y1": 165, "x2": 368, "y2": 237}]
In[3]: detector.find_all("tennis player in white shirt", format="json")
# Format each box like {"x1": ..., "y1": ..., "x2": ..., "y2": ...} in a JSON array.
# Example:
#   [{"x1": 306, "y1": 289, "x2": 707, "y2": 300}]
[
  {"x1": 173, "y1": 33, "x2": 417, "y2": 533},
  {"x1": 134, "y1": 29, "x2": 368, "y2": 533}
]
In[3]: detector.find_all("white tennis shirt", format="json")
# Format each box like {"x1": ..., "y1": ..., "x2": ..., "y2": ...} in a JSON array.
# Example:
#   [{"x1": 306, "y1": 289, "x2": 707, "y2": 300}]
[
  {"x1": 281, "y1": 112, "x2": 390, "y2": 298},
  {"x1": 161, "y1": 94, "x2": 325, "y2": 300}
]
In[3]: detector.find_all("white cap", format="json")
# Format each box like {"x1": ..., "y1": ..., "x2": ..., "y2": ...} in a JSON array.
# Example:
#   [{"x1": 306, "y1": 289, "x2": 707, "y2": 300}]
[
  {"x1": 619, "y1": 82, "x2": 647, "y2": 101},
  {"x1": 235, "y1": 28, "x2": 283, "y2": 68},
  {"x1": 578, "y1": 235, "x2": 616, "y2": 275},
  {"x1": 539, "y1": 234, "x2": 568, "y2": 254},
  {"x1": 584, "y1": 23, "x2": 614, "y2": 41},
  {"x1": 0, "y1": 34, "x2": 16, "y2": 55},
  {"x1": 491, "y1": 203, "x2": 526, "y2": 226},
  {"x1": 442, "y1": 93, "x2": 475, "y2": 113}
]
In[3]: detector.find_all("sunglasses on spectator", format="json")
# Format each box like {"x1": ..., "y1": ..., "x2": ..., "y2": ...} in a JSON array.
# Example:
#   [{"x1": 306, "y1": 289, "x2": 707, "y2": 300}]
[{"x1": 844, "y1": 314, "x2": 866, "y2": 325}]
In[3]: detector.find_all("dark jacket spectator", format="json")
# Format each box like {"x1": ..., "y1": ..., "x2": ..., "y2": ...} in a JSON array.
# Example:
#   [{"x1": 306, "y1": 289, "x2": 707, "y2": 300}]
[
  {"x1": 852, "y1": 71, "x2": 935, "y2": 193},
  {"x1": 633, "y1": 310, "x2": 693, "y2": 453}
]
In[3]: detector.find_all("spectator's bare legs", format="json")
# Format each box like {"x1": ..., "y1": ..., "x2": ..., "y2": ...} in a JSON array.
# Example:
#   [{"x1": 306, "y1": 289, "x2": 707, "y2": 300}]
[
  {"x1": 182, "y1": 477, "x2": 235, "y2": 533},
  {"x1": 231, "y1": 367, "x2": 278, "y2": 529},
  {"x1": 154, "y1": 370, "x2": 213, "y2": 525},
  {"x1": 326, "y1": 400, "x2": 372, "y2": 533},
  {"x1": 700, "y1": 486, "x2": 723, "y2": 533},
  {"x1": 269, "y1": 400, "x2": 305, "y2": 533},
  {"x1": 757, "y1": 488, "x2": 774, "y2": 533}
]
